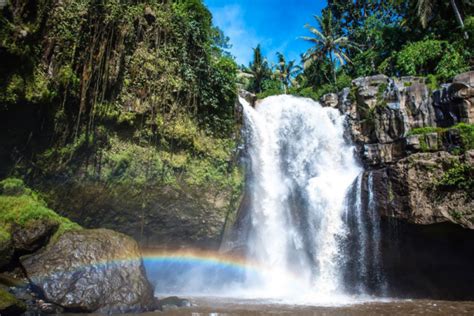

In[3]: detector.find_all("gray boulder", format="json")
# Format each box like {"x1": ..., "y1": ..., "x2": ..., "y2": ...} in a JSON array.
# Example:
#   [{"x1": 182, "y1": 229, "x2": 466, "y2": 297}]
[{"x1": 21, "y1": 229, "x2": 156, "y2": 313}]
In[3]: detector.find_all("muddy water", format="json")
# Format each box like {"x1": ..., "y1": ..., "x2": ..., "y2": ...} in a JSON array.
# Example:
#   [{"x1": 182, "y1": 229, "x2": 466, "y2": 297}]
[{"x1": 95, "y1": 297, "x2": 474, "y2": 316}]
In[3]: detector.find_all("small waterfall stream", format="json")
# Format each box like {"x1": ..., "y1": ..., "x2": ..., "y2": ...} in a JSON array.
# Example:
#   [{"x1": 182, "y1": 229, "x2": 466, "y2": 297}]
[{"x1": 240, "y1": 95, "x2": 385, "y2": 300}]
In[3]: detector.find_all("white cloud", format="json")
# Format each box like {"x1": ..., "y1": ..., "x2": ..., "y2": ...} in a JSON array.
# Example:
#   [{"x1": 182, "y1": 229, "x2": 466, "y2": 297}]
[{"x1": 211, "y1": 4, "x2": 265, "y2": 66}]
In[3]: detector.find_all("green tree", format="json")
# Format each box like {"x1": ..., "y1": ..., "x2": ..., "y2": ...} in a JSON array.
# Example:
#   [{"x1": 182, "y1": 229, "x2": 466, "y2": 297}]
[
  {"x1": 246, "y1": 45, "x2": 271, "y2": 93},
  {"x1": 275, "y1": 52, "x2": 301, "y2": 93},
  {"x1": 416, "y1": 0, "x2": 470, "y2": 38},
  {"x1": 301, "y1": 10, "x2": 359, "y2": 84}
]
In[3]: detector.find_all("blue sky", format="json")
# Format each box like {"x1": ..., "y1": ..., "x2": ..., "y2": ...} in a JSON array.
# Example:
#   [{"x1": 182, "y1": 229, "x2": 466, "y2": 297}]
[{"x1": 205, "y1": 0, "x2": 326, "y2": 67}]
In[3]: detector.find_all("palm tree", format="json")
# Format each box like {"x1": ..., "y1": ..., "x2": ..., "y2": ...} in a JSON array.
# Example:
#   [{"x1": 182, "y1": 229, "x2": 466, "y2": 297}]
[
  {"x1": 246, "y1": 44, "x2": 271, "y2": 93},
  {"x1": 275, "y1": 52, "x2": 302, "y2": 93},
  {"x1": 300, "y1": 10, "x2": 360, "y2": 84},
  {"x1": 416, "y1": 0, "x2": 469, "y2": 39}
]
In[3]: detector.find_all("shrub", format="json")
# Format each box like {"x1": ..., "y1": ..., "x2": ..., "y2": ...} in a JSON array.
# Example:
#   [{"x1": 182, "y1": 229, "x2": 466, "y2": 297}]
[
  {"x1": 395, "y1": 39, "x2": 468, "y2": 82},
  {"x1": 436, "y1": 163, "x2": 474, "y2": 192},
  {"x1": 0, "y1": 178, "x2": 28, "y2": 196},
  {"x1": 453, "y1": 123, "x2": 474, "y2": 151}
]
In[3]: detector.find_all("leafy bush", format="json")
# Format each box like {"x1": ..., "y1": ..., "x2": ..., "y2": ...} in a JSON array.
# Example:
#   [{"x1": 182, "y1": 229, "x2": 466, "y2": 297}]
[
  {"x1": 437, "y1": 163, "x2": 474, "y2": 191},
  {"x1": 453, "y1": 123, "x2": 474, "y2": 151},
  {"x1": 395, "y1": 39, "x2": 468, "y2": 82}
]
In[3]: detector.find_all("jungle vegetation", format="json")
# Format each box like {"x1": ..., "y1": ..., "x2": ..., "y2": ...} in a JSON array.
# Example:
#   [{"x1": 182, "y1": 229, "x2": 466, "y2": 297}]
[
  {"x1": 243, "y1": 0, "x2": 474, "y2": 99},
  {"x1": 0, "y1": 0, "x2": 243, "y2": 231}
]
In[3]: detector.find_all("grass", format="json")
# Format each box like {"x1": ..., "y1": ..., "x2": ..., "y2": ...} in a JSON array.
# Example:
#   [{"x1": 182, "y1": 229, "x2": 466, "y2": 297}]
[
  {"x1": 407, "y1": 123, "x2": 474, "y2": 153},
  {"x1": 407, "y1": 126, "x2": 443, "y2": 136},
  {"x1": 0, "y1": 178, "x2": 81, "y2": 241}
]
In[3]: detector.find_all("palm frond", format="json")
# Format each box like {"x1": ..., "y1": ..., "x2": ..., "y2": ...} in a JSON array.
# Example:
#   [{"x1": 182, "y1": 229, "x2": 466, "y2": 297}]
[{"x1": 303, "y1": 24, "x2": 326, "y2": 40}]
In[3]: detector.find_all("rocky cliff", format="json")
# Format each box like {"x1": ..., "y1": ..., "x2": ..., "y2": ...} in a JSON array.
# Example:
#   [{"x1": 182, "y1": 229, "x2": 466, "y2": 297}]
[
  {"x1": 319, "y1": 71, "x2": 474, "y2": 229},
  {"x1": 318, "y1": 71, "x2": 474, "y2": 299}
]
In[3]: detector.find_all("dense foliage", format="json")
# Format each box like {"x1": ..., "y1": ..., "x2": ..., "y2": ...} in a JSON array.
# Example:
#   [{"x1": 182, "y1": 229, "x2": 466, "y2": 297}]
[
  {"x1": 244, "y1": 0, "x2": 473, "y2": 98},
  {"x1": 0, "y1": 0, "x2": 242, "y2": 212}
]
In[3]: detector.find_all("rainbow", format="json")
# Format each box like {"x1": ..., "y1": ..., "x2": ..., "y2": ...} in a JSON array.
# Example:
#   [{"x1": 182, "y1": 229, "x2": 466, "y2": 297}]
[
  {"x1": 141, "y1": 248, "x2": 259, "y2": 272},
  {"x1": 26, "y1": 248, "x2": 262, "y2": 284}
]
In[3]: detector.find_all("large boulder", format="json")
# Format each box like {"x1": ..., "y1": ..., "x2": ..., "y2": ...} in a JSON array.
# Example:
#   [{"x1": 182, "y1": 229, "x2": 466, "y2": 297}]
[{"x1": 21, "y1": 229, "x2": 156, "y2": 313}]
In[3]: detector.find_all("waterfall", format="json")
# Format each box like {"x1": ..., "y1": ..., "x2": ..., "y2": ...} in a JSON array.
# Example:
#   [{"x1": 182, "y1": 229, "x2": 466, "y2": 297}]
[{"x1": 239, "y1": 95, "x2": 385, "y2": 301}]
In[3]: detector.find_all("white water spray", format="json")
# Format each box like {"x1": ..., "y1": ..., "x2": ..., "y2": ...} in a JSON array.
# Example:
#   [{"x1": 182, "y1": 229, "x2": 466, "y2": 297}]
[
  {"x1": 241, "y1": 95, "x2": 363, "y2": 301},
  {"x1": 148, "y1": 95, "x2": 386, "y2": 304}
]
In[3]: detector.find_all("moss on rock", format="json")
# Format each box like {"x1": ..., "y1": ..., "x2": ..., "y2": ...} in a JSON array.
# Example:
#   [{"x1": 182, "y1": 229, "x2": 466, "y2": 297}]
[
  {"x1": 0, "y1": 288, "x2": 26, "y2": 315},
  {"x1": 0, "y1": 178, "x2": 81, "y2": 242}
]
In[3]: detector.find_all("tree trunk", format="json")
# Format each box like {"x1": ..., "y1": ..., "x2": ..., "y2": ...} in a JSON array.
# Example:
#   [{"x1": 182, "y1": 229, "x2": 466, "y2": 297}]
[
  {"x1": 330, "y1": 52, "x2": 337, "y2": 84},
  {"x1": 450, "y1": 0, "x2": 469, "y2": 39}
]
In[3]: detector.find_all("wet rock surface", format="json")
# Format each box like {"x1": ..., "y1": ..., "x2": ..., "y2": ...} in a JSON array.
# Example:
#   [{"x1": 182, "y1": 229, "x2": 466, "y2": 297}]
[
  {"x1": 328, "y1": 71, "x2": 474, "y2": 166},
  {"x1": 20, "y1": 229, "x2": 156, "y2": 314},
  {"x1": 0, "y1": 237, "x2": 13, "y2": 270},
  {"x1": 158, "y1": 296, "x2": 192, "y2": 311}
]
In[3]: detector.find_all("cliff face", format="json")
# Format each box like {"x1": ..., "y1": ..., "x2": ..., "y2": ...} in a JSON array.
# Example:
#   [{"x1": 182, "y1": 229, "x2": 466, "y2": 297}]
[
  {"x1": 316, "y1": 71, "x2": 474, "y2": 299},
  {"x1": 320, "y1": 71, "x2": 474, "y2": 229},
  {"x1": 0, "y1": 0, "x2": 243, "y2": 248}
]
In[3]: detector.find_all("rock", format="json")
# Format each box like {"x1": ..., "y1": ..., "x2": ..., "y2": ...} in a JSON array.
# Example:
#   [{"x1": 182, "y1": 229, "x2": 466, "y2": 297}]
[
  {"x1": 453, "y1": 70, "x2": 474, "y2": 87},
  {"x1": 0, "y1": 235, "x2": 12, "y2": 270},
  {"x1": 373, "y1": 104, "x2": 406, "y2": 143},
  {"x1": 352, "y1": 74, "x2": 389, "y2": 110},
  {"x1": 12, "y1": 219, "x2": 59, "y2": 253},
  {"x1": 0, "y1": 288, "x2": 26, "y2": 316},
  {"x1": 424, "y1": 132, "x2": 439, "y2": 151},
  {"x1": 363, "y1": 141, "x2": 405, "y2": 166},
  {"x1": 434, "y1": 71, "x2": 474, "y2": 126},
  {"x1": 340, "y1": 74, "x2": 469, "y2": 165},
  {"x1": 371, "y1": 152, "x2": 473, "y2": 228},
  {"x1": 21, "y1": 229, "x2": 156, "y2": 313},
  {"x1": 402, "y1": 81, "x2": 436, "y2": 128},
  {"x1": 320, "y1": 93, "x2": 338, "y2": 108},
  {"x1": 157, "y1": 296, "x2": 191, "y2": 311},
  {"x1": 238, "y1": 89, "x2": 257, "y2": 107},
  {"x1": 406, "y1": 135, "x2": 421, "y2": 152},
  {"x1": 465, "y1": 149, "x2": 474, "y2": 165}
]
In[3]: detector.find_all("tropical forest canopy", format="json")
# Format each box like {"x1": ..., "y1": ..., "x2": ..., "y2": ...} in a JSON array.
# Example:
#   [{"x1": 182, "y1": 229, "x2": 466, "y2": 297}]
[{"x1": 241, "y1": 0, "x2": 474, "y2": 99}]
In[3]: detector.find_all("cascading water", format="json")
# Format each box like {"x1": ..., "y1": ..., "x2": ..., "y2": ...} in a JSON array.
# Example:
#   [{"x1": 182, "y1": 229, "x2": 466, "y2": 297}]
[
  {"x1": 239, "y1": 95, "x2": 381, "y2": 302},
  {"x1": 147, "y1": 94, "x2": 386, "y2": 303}
]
